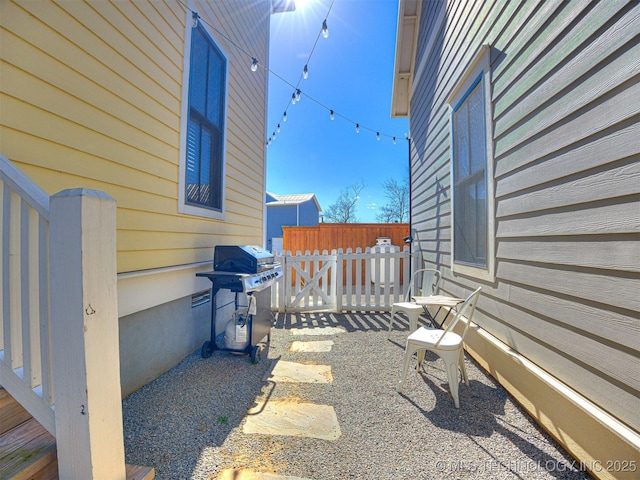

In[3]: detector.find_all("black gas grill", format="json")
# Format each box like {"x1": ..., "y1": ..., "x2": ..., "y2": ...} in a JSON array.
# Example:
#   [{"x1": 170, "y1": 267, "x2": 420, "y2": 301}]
[
  {"x1": 196, "y1": 245, "x2": 282, "y2": 362},
  {"x1": 214, "y1": 245, "x2": 279, "y2": 274}
]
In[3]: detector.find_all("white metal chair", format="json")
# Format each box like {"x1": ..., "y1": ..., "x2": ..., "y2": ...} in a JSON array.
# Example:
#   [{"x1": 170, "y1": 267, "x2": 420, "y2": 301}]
[
  {"x1": 388, "y1": 268, "x2": 441, "y2": 338},
  {"x1": 397, "y1": 286, "x2": 482, "y2": 408}
]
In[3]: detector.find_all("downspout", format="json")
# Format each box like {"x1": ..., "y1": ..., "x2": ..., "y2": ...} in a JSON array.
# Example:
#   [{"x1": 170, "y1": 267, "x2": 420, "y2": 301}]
[{"x1": 406, "y1": 135, "x2": 414, "y2": 278}]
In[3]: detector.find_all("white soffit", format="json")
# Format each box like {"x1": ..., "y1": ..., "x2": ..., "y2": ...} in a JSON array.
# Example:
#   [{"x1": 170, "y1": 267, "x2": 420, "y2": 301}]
[{"x1": 391, "y1": 0, "x2": 421, "y2": 117}]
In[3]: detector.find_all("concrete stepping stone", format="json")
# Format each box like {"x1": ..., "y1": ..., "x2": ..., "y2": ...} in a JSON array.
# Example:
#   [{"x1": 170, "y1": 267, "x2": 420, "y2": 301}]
[
  {"x1": 217, "y1": 469, "x2": 310, "y2": 480},
  {"x1": 270, "y1": 360, "x2": 332, "y2": 383},
  {"x1": 291, "y1": 326, "x2": 346, "y2": 336},
  {"x1": 289, "y1": 340, "x2": 334, "y2": 352},
  {"x1": 244, "y1": 401, "x2": 341, "y2": 440}
]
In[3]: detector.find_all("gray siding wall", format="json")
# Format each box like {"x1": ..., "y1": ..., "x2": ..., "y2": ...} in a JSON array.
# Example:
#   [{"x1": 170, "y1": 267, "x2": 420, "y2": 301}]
[{"x1": 409, "y1": 0, "x2": 639, "y2": 431}]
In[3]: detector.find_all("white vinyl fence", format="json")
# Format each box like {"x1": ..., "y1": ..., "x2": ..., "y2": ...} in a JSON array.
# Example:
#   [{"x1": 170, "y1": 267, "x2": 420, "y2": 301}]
[{"x1": 272, "y1": 247, "x2": 413, "y2": 313}]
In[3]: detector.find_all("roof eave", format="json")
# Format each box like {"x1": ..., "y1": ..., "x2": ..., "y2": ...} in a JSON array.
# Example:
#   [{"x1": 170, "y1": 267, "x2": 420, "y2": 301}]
[{"x1": 391, "y1": 0, "x2": 421, "y2": 118}]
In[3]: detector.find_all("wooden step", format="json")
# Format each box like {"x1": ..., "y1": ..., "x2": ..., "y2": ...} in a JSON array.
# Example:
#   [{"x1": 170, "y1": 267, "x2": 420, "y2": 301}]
[
  {"x1": 0, "y1": 388, "x2": 32, "y2": 436},
  {"x1": 0, "y1": 416, "x2": 57, "y2": 480},
  {"x1": 126, "y1": 464, "x2": 156, "y2": 480},
  {"x1": 0, "y1": 388, "x2": 154, "y2": 479}
]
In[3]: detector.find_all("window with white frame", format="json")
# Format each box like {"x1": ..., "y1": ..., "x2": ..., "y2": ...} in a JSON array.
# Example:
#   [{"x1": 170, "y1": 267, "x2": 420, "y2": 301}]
[
  {"x1": 448, "y1": 45, "x2": 495, "y2": 281},
  {"x1": 453, "y1": 77, "x2": 487, "y2": 267},
  {"x1": 179, "y1": 15, "x2": 227, "y2": 218}
]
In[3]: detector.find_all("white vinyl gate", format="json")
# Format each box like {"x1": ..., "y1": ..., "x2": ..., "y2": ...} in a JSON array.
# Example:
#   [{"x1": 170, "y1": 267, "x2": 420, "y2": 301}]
[{"x1": 273, "y1": 247, "x2": 412, "y2": 313}]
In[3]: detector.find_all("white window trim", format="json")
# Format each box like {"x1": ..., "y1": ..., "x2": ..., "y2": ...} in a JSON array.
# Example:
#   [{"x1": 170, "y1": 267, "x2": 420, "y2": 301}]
[
  {"x1": 178, "y1": 3, "x2": 229, "y2": 220},
  {"x1": 447, "y1": 44, "x2": 496, "y2": 282}
]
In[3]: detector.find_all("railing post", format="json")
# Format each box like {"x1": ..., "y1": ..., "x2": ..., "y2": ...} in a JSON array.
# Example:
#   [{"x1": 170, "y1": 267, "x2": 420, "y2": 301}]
[{"x1": 49, "y1": 189, "x2": 126, "y2": 479}]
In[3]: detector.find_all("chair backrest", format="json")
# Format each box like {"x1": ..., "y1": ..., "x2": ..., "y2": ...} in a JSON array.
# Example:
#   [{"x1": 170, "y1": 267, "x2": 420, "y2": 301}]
[
  {"x1": 406, "y1": 268, "x2": 441, "y2": 301},
  {"x1": 434, "y1": 286, "x2": 482, "y2": 348}
]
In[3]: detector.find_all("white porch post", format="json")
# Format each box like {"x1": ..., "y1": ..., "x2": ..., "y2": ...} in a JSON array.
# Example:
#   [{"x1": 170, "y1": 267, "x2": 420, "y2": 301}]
[{"x1": 49, "y1": 189, "x2": 126, "y2": 479}]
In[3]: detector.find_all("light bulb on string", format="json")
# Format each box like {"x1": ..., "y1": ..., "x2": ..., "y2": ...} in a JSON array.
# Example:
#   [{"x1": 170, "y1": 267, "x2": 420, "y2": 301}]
[
  {"x1": 283, "y1": 112, "x2": 287, "y2": 122},
  {"x1": 303, "y1": 65, "x2": 309, "y2": 79},
  {"x1": 191, "y1": 12, "x2": 199, "y2": 28},
  {"x1": 295, "y1": 89, "x2": 301, "y2": 102},
  {"x1": 330, "y1": 110, "x2": 335, "y2": 120},
  {"x1": 321, "y1": 20, "x2": 329, "y2": 38},
  {"x1": 291, "y1": 93, "x2": 296, "y2": 105},
  {"x1": 355, "y1": 123, "x2": 360, "y2": 134},
  {"x1": 376, "y1": 132, "x2": 380, "y2": 141},
  {"x1": 277, "y1": 124, "x2": 281, "y2": 133},
  {"x1": 251, "y1": 58, "x2": 258, "y2": 72},
  {"x1": 393, "y1": 137, "x2": 396, "y2": 145}
]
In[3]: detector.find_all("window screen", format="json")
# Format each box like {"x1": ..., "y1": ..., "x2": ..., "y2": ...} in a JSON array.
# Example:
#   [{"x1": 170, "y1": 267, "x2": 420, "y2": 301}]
[{"x1": 452, "y1": 77, "x2": 487, "y2": 267}]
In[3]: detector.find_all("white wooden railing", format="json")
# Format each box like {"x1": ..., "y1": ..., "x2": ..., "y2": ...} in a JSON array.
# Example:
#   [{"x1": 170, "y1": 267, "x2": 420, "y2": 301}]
[
  {"x1": 0, "y1": 154, "x2": 126, "y2": 478},
  {"x1": 0, "y1": 154, "x2": 54, "y2": 433},
  {"x1": 272, "y1": 247, "x2": 413, "y2": 312}
]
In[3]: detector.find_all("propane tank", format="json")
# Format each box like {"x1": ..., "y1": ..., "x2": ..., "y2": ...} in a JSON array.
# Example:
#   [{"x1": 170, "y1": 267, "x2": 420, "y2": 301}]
[
  {"x1": 224, "y1": 312, "x2": 249, "y2": 350},
  {"x1": 370, "y1": 237, "x2": 397, "y2": 286}
]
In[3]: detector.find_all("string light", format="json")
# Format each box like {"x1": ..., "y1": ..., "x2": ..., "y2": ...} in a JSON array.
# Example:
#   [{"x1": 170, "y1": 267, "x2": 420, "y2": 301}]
[
  {"x1": 321, "y1": 20, "x2": 329, "y2": 38},
  {"x1": 179, "y1": 2, "x2": 403, "y2": 147}
]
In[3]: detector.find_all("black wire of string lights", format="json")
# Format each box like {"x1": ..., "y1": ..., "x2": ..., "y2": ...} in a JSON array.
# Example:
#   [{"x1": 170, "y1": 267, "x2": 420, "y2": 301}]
[
  {"x1": 265, "y1": 0, "x2": 403, "y2": 146},
  {"x1": 182, "y1": 0, "x2": 404, "y2": 147},
  {"x1": 267, "y1": 0, "x2": 335, "y2": 145}
]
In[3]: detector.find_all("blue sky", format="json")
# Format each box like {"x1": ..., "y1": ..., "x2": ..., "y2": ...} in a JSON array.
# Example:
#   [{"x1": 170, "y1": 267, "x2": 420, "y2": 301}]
[{"x1": 266, "y1": 0, "x2": 409, "y2": 223}]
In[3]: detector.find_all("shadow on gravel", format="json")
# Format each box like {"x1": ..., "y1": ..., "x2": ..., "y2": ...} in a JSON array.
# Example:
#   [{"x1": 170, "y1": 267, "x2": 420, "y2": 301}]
[
  {"x1": 275, "y1": 310, "x2": 412, "y2": 333},
  {"x1": 399, "y1": 366, "x2": 589, "y2": 479}
]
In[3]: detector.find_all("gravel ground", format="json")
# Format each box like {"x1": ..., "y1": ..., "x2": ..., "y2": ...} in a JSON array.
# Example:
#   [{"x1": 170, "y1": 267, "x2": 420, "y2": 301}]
[{"x1": 122, "y1": 311, "x2": 592, "y2": 480}]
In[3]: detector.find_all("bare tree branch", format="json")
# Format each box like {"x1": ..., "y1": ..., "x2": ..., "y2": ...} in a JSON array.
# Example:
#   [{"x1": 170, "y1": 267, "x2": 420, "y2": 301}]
[
  {"x1": 375, "y1": 177, "x2": 409, "y2": 223},
  {"x1": 323, "y1": 180, "x2": 367, "y2": 223}
]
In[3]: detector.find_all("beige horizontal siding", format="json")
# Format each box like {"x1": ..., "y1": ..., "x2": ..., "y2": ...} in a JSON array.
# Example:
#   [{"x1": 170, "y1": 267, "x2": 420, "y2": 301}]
[
  {"x1": 1, "y1": 0, "x2": 270, "y2": 273},
  {"x1": 409, "y1": 0, "x2": 640, "y2": 435}
]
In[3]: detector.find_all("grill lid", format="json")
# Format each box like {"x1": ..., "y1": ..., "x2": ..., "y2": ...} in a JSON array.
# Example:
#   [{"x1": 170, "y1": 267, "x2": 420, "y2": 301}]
[{"x1": 214, "y1": 245, "x2": 276, "y2": 274}]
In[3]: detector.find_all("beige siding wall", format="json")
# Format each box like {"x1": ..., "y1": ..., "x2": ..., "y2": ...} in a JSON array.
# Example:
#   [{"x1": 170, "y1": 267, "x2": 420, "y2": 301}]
[
  {"x1": 0, "y1": 0, "x2": 269, "y2": 273},
  {"x1": 410, "y1": 0, "x2": 639, "y2": 433}
]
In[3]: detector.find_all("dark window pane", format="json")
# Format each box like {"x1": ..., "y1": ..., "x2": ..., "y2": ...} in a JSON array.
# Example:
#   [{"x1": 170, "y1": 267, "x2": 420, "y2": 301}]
[
  {"x1": 207, "y1": 49, "x2": 223, "y2": 127},
  {"x1": 199, "y1": 127, "x2": 212, "y2": 205},
  {"x1": 186, "y1": 25, "x2": 225, "y2": 211},
  {"x1": 189, "y1": 30, "x2": 208, "y2": 116},
  {"x1": 186, "y1": 118, "x2": 201, "y2": 203}
]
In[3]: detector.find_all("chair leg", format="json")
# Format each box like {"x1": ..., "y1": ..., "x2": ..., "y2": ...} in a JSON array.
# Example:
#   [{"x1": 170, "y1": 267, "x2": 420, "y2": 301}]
[
  {"x1": 416, "y1": 349, "x2": 426, "y2": 371},
  {"x1": 397, "y1": 343, "x2": 418, "y2": 392},
  {"x1": 459, "y1": 349, "x2": 469, "y2": 386},
  {"x1": 408, "y1": 310, "x2": 422, "y2": 334},
  {"x1": 438, "y1": 350, "x2": 462, "y2": 408},
  {"x1": 388, "y1": 307, "x2": 397, "y2": 338}
]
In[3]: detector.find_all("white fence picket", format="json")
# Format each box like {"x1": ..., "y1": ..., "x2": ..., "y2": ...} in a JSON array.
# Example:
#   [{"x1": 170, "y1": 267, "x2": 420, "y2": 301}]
[{"x1": 274, "y1": 246, "x2": 411, "y2": 313}]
